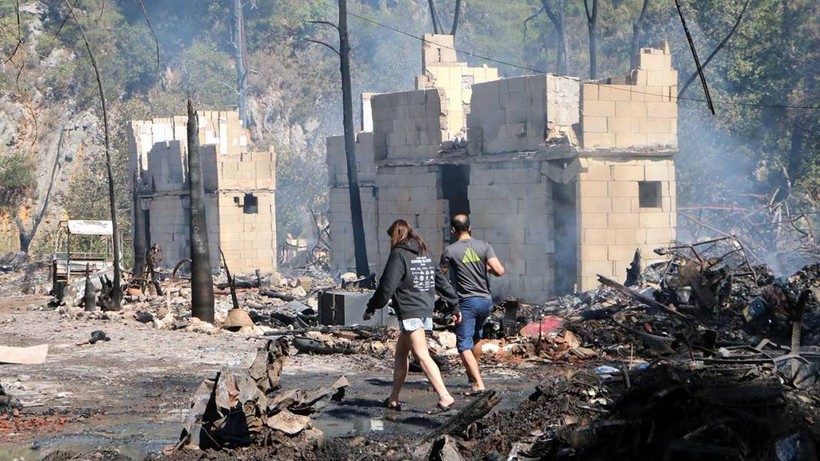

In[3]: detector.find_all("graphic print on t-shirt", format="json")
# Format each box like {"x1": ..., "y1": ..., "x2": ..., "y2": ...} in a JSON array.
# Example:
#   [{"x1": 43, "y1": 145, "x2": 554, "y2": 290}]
[
  {"x1": 462, "y1": 247, "x2": 482, "y2": 264},
  {"x1": 409, "y1": 255, "x2": 435, "y2": 291}
]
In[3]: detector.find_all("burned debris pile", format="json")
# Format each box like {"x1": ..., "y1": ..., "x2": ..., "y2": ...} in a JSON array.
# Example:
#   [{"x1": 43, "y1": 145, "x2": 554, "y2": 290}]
[{"x1": 174, "y1": 337, "x2": 348, "y2": 455}]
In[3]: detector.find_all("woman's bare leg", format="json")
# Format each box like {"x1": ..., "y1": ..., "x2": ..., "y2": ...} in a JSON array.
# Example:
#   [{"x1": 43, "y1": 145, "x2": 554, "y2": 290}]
[
  {"x1": 388, "y1": 332, "x2": 411, "y2": 405},
  {"x1": 407, "y1": 328, "x2": 454, "y2": 408}
]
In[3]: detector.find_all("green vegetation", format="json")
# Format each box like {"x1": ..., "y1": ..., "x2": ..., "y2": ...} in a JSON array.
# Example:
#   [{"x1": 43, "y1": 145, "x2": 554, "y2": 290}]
[{"x1": 0, "y1": 151, "x2": 35, "y2": 215}]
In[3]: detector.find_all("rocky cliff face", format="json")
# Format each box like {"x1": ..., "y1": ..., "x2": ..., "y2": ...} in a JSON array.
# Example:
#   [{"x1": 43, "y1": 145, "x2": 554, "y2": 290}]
[{"x1": 0, "y1": 2, "x2": 104, "y2": 258}]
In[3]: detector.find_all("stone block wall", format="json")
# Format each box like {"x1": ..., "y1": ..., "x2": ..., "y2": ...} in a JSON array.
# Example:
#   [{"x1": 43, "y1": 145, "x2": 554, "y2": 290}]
[
  {"x1": 375, "y1": 165, "x2": 448, "y2": 270},
  {"x1": 326, "y1": 133, "x2": 377, "y2": 188},
  {"x1": 371, "y1": 89, "x2": 447, "y2": 161},
  {"x1": 467, "y1": 162, "x2": 555, "y2": 301},
  {"x1": 468, "y1": 74, "x2": 580, "y2": 154},
  {"x1": 326, "y1": 133, "x2": 379, "y2": 273},
  {"x1": 575, "y1": 157, "x2": 676, "y2": 290},
  {"x1": 128, "y1": 110, "x2": 277, "y2": 275},
  {"x1": 581, "y1": 46, "x2": 677, "y2": 149},
  {"x1": 415, "y1": 34, "x2": 499, "y2": 139}
]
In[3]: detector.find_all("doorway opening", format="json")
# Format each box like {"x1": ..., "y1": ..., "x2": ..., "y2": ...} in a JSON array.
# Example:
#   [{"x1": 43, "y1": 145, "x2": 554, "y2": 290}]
[
  {"x1": 440, "y1": 165, "x2": 470, "y2": 243},
  {"x1": 552, "y1": 181, "x2": 577, "y2": 295}
]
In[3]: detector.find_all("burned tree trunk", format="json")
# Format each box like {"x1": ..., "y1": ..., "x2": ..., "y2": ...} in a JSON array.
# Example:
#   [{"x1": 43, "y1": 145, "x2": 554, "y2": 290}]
[
  {"x1": 233, "y1": 0, "x2": 249, "y2": 126},
  {"x1": 187, "y1": 99, "x2": 215, "y2": 323},
  {"x1": 584, "y1": 0, "x2": 598, "y2": 79},
  {"x1": 132, "y1": 170, "x2": 147, "y2": 281},
  {"x1": 339, "y1": 0, "x2": 370, "y2": 277},
  {"x1": 541, "y1": 0, "x2": 568, "y2": 76},
  {"x1": 630, "y1": 0, "x2": 650, "y2": 69}
]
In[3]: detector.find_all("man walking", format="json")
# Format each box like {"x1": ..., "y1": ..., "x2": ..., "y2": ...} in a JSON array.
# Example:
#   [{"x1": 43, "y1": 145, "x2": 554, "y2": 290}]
[{"x1": 440, "y1": 214, "x2": 505, "y2": 394}]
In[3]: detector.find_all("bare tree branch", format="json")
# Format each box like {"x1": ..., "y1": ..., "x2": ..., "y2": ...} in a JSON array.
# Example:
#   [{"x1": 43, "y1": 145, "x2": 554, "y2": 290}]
[
  {"x1": 678, "y1": 0, "x2": 751, "y2": 97},
  {"x1": 305, "y1": 38, "x2": 340, "y2": 56},
  {"x1": 428, "y1": 0, "x2": 441, "y2": 34},
  {"x1": 64, "y1": 0, "x2": 123, "y2": 310},
  {"x1": 631, "y1": 0, "x2": 650, "y2": 69},
  {"x1": 674, "y1": 0, "x2": 715, "y2": 114},
  {"x1": 2, "y1": 0, "x2": 22, "y2": 65},
  {"x1": 135, "y1": 0, "x2": 161, "y2": 70},
  {"x1": 450, "y1": 0, "x2": 462, "y2": 36},
  {"x1": 308, "y1": 20, "x2": 339, "y2": 31}
]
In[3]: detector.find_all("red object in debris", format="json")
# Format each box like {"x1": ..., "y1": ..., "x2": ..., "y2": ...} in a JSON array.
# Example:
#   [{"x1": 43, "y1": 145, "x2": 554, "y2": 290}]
[
  {"x1": 519, "y1": 316, "x2": 565, "y2": 337},
  {"x1": 643, "y1": 323, "x2": 653, "y2": 333}
]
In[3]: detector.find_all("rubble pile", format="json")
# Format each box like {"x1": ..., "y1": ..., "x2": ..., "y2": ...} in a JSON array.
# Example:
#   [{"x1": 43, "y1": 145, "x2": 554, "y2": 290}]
[{"x1": 173, "y1": 338, "x2": 348, "y2": 455}]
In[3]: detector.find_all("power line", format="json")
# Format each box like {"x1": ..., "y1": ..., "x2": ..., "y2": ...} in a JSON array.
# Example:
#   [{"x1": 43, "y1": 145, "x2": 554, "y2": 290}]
[{"x1": 340, "y1": 7, "x2": 819, "y2": 111}]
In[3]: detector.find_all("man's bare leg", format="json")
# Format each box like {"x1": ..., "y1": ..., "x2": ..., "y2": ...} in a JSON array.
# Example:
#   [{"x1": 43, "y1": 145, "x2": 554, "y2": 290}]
[{"x1": 459, "y1": 349, "x2": 485, "y2": 392}]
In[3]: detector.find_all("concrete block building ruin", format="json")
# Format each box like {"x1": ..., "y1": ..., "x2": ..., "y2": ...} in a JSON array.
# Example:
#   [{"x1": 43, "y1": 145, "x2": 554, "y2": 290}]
[
  {"x1": 327, "y1": 35, "x2": 679, "y2": 302},
  {"x1": 128, "y1": 111, "x2": 277, "y2": 275}
]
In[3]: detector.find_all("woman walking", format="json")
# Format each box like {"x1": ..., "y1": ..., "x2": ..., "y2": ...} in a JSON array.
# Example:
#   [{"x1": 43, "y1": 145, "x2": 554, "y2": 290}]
[{"x1": 364, "y1": 219, "x2": 458, "y2": 413}]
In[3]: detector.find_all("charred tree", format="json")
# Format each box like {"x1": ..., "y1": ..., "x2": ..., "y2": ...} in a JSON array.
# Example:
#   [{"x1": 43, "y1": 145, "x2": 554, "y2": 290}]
[
  {"x1": 187, "y1": 99, "x2": 215, "y2": 323},
  {"x1": 339, "y1": 0, "x2": 370, "y2": 277},
  {"x1": 65, "y1": 1, "x2": 122, "y2": 310},
  {"x1": 450, "y1": 0, "x2": 462, "y2": 36},
  {"x1": 132, "y1": 170, "x2": 147, "y2": 280},
  {"x1": 428, "y1": 0, "x2": 442, "y2": 34},
  {"x1": 233, "y1": 0, "x2": 249, "y2": 126},
  {"x1": 541, "y1": 0, "x2": 568, "y2": 76},
  {"x1": 631, "y1": 0, "x2": 650, "y2": 69},
  {"x1": 583, "y1": 0, "x2": 599, "y2": 79}
]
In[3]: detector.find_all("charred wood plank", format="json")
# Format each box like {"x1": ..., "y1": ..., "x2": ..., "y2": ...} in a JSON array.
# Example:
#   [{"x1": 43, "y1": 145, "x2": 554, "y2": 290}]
[
  {"x1": 425, "y1": 390, "x2": 501, "y2": 441},
  {"x1": 259, "y1": 289, "x2": 296, "y2": 302},
  {"x1": 597, "y1": 275, "x2": 693, "y2": 321}
]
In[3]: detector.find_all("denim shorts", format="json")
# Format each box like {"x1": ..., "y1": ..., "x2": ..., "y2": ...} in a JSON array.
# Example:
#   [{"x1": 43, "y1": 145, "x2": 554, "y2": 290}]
[
  {"x1": 400, "y1": 317, "x2": 433, "y2": 333},
  {"x1": 456, "y1": 297, "x2": 493, "y2": 352}
]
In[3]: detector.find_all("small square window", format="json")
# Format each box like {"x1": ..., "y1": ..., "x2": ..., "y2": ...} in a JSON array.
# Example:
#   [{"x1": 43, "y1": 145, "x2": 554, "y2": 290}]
[
  {"x1": 243, "y1": 193, "x2": 258, "y2": 214},
  {"x1": 639, "y1": 181, "x2": 662, "y2": 208}
]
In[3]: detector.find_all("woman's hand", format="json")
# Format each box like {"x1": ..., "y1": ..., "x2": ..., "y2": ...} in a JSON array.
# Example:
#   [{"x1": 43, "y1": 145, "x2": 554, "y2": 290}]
[{"x1": 363, "y1": 309, "x2": 374, "y2": 321}]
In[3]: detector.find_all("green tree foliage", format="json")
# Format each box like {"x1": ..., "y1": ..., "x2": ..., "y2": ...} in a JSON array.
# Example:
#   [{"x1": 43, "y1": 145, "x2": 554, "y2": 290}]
[
  {"x1": 0, "y1": 152, "x2": 35, "y2": 215},
  {"x1": 1, "y1": 0, "x2": 816, "y2": 257}
]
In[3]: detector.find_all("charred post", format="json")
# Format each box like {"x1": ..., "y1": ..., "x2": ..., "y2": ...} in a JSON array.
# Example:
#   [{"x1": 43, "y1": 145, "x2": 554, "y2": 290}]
[{"x1": 187, "y1": 99, "x2": 215, "y2": 323}]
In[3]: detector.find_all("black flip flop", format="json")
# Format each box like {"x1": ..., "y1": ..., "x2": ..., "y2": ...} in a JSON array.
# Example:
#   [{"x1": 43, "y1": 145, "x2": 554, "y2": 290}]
[
  {"x1": 382, "y1": 398, "x2": 402, "y2": 411},
  {"x1": 427, "y1": 402, "x2": 455, "y2": 415},
  {"x1": 461, "y1": 389, "x2": 486, "y2": 397}
]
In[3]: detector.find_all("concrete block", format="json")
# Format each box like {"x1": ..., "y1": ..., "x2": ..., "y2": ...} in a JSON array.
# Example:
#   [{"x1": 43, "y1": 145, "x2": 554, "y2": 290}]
[
  {"x1": 611, "y1": 197, "x2": 634, "y2": 213},
  {"x1": 631, "y1": 69, "x2": 649, "y2": 86},
  {"x1": 580, "y1": 256, "x2": 613, "y2": 274},
  {"x1": 582, "y1": 100, "x2": 616, "y2": 117},
  {"x1": 639, "y1": 212, "x2": 672, "y2": 229},
  {"x1": 641, "y1": 86, "x2": 666, "y2": 102},
  {"x1": 580, "y1": 245, "x2": 609, "y2": 261},
  {"x1": 583, "y1": 228, "x2": 616, "y2": 245},
  {"x1": 611, "y1": 164, "x2": 645, "y2": 181},
  {"x1": 582, "y1": 132, "x2": 616, "y2": 148},
  {"x1": 615, "y1": 132, "x2": 649, "y2": 148},
  {"x1": 646, "y1": 102, "x2": 677, "y2": 119},
  {"x1": 647, "y1": 132, "x2": 677, "y2": 146},
  {"x1": 579, "y1": 197, "x2": 611, "y2": 213},
  {"x1": 609, "y1": 116, "x2": 637, "y2": 134},
  {"x1": 578, "y1": 211, "x2": 609, "y2": 229},
  {"x1": 609, "y1": 181, "x2": 638, "y2": 198},
  {"x1": 638, "y1": 52, "x2": 667, "y2": 71},
  {"x1": 579, "y1": 162, "x2": 611, "y2": 181},
  {"x1": 579, "y1": 181, "x2": 608, "y2": 197},
  {"x1": 582, "y1": 84, "x2": 599, "y2": 101},
  {"x1": 647, "y1": 70, "x2": 678, "y2": 87},
  {"x1": 615, "y1": 228, "x2": 638, "y2": 244},
  {"x1": 584, "y1": 116, "x2": 608, "y2": 133},
  {"x1": 609, "y1": 212, "x2": 639, "y2": 229}
]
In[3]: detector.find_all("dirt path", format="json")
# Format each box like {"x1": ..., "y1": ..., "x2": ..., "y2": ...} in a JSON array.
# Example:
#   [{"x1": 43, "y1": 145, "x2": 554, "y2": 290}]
[{"x1": 0, "y1": 292, "x2": 540, "y2": 460}]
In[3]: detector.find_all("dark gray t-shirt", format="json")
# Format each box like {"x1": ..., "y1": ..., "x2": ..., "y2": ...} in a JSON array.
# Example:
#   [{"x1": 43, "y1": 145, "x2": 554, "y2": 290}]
[{"x1": 440, "y1": 238, "x2": 497, "y2": 300}]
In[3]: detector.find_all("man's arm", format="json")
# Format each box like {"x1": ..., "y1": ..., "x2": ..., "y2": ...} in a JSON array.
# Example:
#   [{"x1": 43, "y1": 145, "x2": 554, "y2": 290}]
[{"x1": 487, "y1": 257, "x2": 505, "y2": 276}]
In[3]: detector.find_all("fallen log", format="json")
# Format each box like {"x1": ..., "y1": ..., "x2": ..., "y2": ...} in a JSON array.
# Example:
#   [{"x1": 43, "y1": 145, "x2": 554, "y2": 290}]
[
  {"x1": 259, "y1": 289, "x2": 296, "y2": 302},
  {"x1": 257, "y1": 325, "x2": 377, "y2": 338},
  {"x1": 597, "y1": 275, "x2": 693, "y2": 320},
  {"x1": 425, "y1": 390, "x2": 501, "y2": 441}
]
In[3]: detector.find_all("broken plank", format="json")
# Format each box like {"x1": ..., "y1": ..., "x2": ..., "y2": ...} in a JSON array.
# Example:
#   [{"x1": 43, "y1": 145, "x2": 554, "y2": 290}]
[
  {"x1": 425, "y1": 390, "x2": 501, "y2": 441},
  {"x1": 0, "y1": 344, "x2": 49, "y2": 364},
  {"x1": 597, "y1": 275, "x2": 693, "y2": 320}
]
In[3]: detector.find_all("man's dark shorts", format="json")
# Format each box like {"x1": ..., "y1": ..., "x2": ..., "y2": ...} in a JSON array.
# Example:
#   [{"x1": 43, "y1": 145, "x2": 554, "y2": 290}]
[{"x1": 456, "y1": 296, "x2": 493, "y2": 352}]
